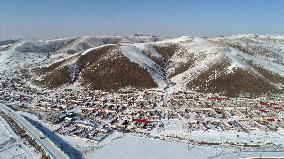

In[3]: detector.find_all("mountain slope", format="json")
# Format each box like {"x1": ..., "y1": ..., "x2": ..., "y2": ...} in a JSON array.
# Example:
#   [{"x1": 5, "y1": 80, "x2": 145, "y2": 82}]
[
  {"x1": 35, "y1": 43, "x2": 164, "y2": 90},
  {"x1": 165, "y1": 36, "x2": 284, "y2": 96},
  {"x1": 1, "y1": 34, "x2": 283, "y2": 97}
]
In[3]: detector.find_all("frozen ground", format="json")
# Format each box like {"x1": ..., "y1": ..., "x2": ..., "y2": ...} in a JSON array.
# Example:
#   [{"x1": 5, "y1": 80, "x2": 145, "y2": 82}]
[
  {"x1": 0, "y1": 115, "x2": 39, "y2": 159},
  {"x1": 86, "y1": 135, "x2": 284, "y2": 159},
  {"x1": 12, "y1": 109, "x2": 284, "y2": 159},
  {"x1": 149, "y1": 119, "x2": 284, "y2": 147},
  {"x1": 15, "y1": 111, "x2": 81, "y2": 159},
  {"x1": 0, "y1": 117, "x2": 12, "y2": 145}
]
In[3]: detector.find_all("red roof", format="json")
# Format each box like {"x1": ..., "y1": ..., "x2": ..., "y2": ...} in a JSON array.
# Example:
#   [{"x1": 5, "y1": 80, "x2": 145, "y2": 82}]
[
  {"x1": 272, "y1": 105, "x2": 282, "y2": 109},
  {"x1": 133, "y1": 119, "x2": 150, "y2": 124},
  {"x1": 260, "y1": 101, "x2": 269, "y2": 106},
  {"x1": 92, "y1": 108, "x2": 101, "y2": 112},
  {"x1": 259, "y1": 109, "x2": 269, "y2": 113}
]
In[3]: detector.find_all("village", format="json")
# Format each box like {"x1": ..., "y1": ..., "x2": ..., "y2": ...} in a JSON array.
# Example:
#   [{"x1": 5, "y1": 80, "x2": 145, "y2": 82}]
[{"x1": 1, "y1": 73, "x2": 284, "y2": 147}]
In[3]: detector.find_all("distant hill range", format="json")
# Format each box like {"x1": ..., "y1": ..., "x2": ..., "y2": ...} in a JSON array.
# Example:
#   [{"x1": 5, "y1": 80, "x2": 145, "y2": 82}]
[{"x1": 1, "y1": 34, "x2": 283, "y2": 97}]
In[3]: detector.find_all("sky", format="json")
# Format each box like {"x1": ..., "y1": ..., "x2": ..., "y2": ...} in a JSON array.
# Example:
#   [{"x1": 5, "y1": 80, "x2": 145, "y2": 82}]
[{"x1": 1, "y1": 0, "x2": 284, "y2": 39}]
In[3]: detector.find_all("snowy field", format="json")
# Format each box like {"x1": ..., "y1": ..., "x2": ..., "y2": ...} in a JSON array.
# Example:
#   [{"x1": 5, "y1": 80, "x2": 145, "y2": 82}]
[
  {"x1": 18, "y1": 112, "x2": 284, "y2": 159},
  {"x1": 0, "y1": 115, "x2": 39, "y2": 159},
  {"x1": 0, "y1": 117, "x2": 12, "y2": 144},
  {"x1": 3, "y1": 112, "x2": 284, "y2": 159},
  {"x1": 86, "y1": 135, "x2": 284, "y2": 159}
]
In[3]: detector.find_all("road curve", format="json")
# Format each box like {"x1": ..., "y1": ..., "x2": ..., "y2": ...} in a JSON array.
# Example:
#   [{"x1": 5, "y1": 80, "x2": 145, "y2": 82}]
[{"x1": 0, "y1": 103, "x2": 69, "y2": 159}]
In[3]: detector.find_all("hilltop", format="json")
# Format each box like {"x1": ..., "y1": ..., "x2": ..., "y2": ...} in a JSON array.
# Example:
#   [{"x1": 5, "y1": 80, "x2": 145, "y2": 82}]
[{"x1": 0, "y1": 34, "x2": 283, "y2": 97}]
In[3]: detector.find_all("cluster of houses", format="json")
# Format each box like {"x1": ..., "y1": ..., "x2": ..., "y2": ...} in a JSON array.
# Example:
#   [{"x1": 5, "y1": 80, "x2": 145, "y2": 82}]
[
  {"x1": 0, "y1": 74, "x2": 284, "y2": 143},
  {"x1": 42, "y1": 89, "x2": 164, "y2": 141},
  {"x1": 168, "y1": 92, "x2": 284, "y2": 132},
  {"x1": 0, "y1": 76, "x2": 35, "y2": 105}
]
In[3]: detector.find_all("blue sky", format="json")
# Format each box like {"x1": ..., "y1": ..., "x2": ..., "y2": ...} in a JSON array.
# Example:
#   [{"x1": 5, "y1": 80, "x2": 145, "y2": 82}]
[{"x1": 1, "y1": 0, "x2": 284, "y2": 39}]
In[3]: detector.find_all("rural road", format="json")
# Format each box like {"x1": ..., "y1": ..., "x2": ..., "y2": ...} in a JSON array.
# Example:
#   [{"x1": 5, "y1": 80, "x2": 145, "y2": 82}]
[{"x1": 0, "y1": 103, "x2": 69, "y2": 159}]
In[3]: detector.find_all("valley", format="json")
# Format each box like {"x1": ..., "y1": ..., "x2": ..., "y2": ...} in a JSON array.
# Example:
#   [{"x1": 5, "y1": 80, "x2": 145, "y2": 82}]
[{"x1": 0, "y1": 34, "x2": 283, "y2": 158}]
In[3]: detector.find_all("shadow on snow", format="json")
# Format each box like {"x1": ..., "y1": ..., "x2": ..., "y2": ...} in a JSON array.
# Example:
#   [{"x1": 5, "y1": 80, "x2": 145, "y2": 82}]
[{"x1": 24, "y1": 117, "x2": 85, "y2": 159}]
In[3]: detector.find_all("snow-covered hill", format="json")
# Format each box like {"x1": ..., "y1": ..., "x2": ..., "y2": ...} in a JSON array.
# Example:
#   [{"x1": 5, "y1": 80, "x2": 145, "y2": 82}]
[
  {"x1": 0, "y1": 34, "x2": 283, "y2": 97},
  {"x1": 166, "y1": 36, "x2": 284, "y2": 96}
]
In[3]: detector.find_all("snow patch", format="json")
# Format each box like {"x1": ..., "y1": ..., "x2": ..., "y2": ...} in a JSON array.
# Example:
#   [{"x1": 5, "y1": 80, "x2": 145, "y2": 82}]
[{"x1": 121, "y1": 44, "x2": 167, "y2": 87}]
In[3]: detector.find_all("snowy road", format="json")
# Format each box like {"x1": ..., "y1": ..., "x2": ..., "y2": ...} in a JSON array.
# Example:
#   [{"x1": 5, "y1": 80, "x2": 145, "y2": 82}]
[{"x1": 0, "y1": 103, "x2": 69, "y2": 159}]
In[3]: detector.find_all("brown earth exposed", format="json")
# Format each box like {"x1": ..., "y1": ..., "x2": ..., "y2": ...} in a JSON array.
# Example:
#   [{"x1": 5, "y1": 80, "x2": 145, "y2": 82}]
[
  {"x1": 35, "y1": 44, "x2": 157, "y2": 90},
  {"x1": 247, "y1": 61, "x2": 284, "y2": 84},
  {"x1": 152, "y1": 44, "x2": 178, "y2": 60},
  {"x1": 76, "y1": 44, "x2": 117, "y2": 70},
  {"x1": 31, "y1": 38, "x2": 283, "y2": 96},
  {"x1": 140, "y1": 49, "x2": 165, "y2": 67},
  {"x1": 223, "y1": 40, "x2": 283, "y2": 64},
  {"x1": 80, "y1": 54, "x2": 157, "y2": 91},
  {"x1": 34, "y1": 54, "x2": 81, "y2": 75},
  {"x1": 187, "y1": 61, "x2": 278, "y2": 97},
  {"x1": 36, "y1": 66, "x2": 70, "y2": 89},
  {"x1": 168, "y1": 58, "x2": 196, "y2": 78}
]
